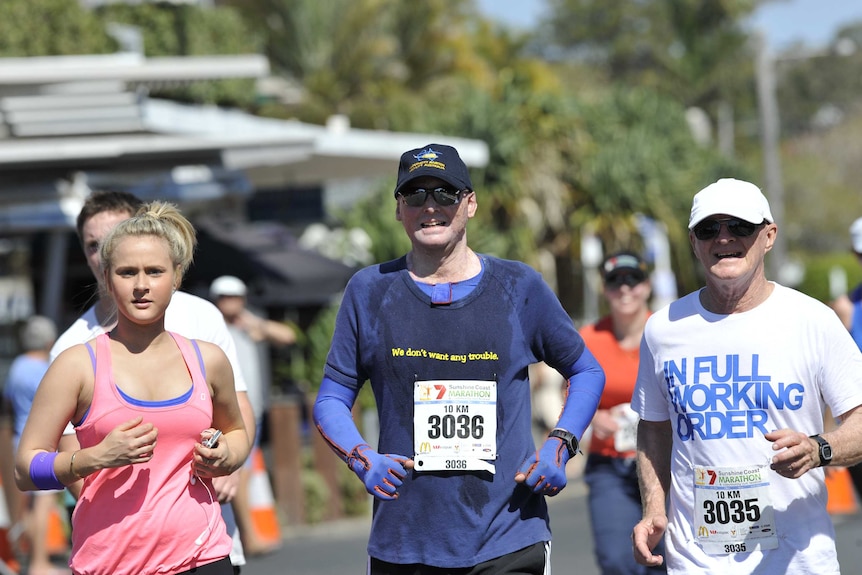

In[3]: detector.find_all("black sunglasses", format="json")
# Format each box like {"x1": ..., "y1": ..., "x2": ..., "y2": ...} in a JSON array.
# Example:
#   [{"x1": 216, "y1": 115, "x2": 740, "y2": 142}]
[
  {"x1": 692, "y1": 218, "x2": 764, "y2": 241},
  {"x1": 398, "y1": 187, "x2": 464, "y2": 207},
  {"x1": 605, "y1": 273, "x2": 645, "y2": 289}
]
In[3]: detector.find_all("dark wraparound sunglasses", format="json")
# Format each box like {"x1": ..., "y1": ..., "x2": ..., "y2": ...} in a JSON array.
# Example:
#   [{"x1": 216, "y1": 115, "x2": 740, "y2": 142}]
[
  {"x1": 692, "y1": 218, "x2": 765, "y2": 241},
  {"x1": 398, "y1": 187, "x2": 464, "y2": 207}
]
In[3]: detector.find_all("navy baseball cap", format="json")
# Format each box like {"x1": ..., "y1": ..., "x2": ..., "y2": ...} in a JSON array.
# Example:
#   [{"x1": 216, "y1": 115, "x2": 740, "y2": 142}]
[{"x1": 394, "y1": 144, "x2": 473, "y2": 197}]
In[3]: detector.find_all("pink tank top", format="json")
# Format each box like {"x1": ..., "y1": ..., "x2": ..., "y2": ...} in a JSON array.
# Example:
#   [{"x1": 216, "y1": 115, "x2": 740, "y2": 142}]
[{"x1": 70, "y1": 332, "x2": 231, "y2": 575}]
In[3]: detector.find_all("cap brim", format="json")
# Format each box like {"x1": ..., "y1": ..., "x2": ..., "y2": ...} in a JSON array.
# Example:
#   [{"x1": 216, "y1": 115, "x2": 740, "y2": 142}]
[
  {"x1": 689, "y1": 212, "x2": 768, "y2": 229},
  {"x1": 604, "y1": 268, "x2": 646, "y2": 280},
  {"x1": 394, "y1": 170, "x2": 471, "y2": 197}
]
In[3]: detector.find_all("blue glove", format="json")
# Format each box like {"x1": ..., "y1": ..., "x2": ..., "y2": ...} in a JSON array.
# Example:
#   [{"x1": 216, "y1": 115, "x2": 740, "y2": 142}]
[
  {"x1": 346, "y1": 444, "x2": 409, "y2": 501},
  {"x1": 517, "y1": 437, "x2": 570, "y2": 496}
]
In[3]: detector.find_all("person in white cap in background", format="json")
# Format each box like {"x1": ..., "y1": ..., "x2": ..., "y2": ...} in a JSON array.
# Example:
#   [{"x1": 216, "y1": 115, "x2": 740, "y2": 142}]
[
  {"x1": 631, "y1": 178, "x2": 862, "y2": 574},
  {"x1": 210, "y1": 276, "x2": 295, "y2": 556},
  {"x1": 209, "y1": 277, "x2": 296, "y2": 353},
  {"x1": 829, "y1": 216, "x2": 862, "y2": 498}
]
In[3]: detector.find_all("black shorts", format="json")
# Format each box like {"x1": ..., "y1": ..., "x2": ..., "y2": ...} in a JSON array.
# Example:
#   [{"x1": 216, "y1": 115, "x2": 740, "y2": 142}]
[
  {"x1": 175, "y1": 556, "x2": 234, "y2": 575},
  {"x1": 369, "y1": 541, "x2": 550, "y2": 575}
]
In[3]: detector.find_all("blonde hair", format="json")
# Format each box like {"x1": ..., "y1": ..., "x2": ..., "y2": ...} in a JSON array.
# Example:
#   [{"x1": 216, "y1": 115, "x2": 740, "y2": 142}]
[{"x1": 99, "y1": 201, "x2": 197, "y2": 285}]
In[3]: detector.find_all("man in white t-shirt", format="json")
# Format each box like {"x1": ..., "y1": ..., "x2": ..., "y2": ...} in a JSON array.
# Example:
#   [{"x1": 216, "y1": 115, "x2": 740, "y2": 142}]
[
  {"x1": 631, "y1": 178, "x2": 862, "y2": 575},
  {"x1": 51, "y1": 189, "x2": 256, "y2": 573}
]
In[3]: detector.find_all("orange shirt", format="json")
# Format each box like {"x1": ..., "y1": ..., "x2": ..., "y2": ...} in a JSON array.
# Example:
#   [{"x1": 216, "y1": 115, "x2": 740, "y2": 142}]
[{"x1": 580, "y1": 316, "x2": 644, "y2": 458}]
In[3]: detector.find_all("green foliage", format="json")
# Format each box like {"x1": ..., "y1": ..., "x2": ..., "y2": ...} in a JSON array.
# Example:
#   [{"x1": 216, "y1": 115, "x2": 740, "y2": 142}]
[
  {"x1": 0, "y1": 1, "x2": 261, "y2": 107},
  {"x1": 95, "y1": 3, "x2": 261, "y2": 57},
  {"x1": 570, "y1": 85, "x2": 751, "y2": 293},
  {"x1": 776, "y1": 36, "x2": 862, "y2": 136},
  {"x1": 775, "y1": 110, "x2": 862, "y2": 256},
  {"x1": 798, "y1": 252, "x2": 862, "y2": 304},
  {"x1": 301, "y1": 464, "x2": 329, "y2": 524},
  {"x1": 421, "y1": 77, "x2": 749, "y2": 299},
  {"x1": 337, "y1": 188, "x2": 412, "y2": 264},
  {"x1": 94, "y1": 3, "x2": 261, "y2": 106},
  {"x1": 225, "y1": 0, "x2": 398, "y2": 123},
  {"x1": 228, "y1": 0, "x2": 496, "y2": 128},
  {"x1": 300, "y1": 440, "x2": 369, "y2": 521},
  {"x1": 538, "y1": 0, "x2": 760, "y2": 155},
  {"x1": 540, "y1": 0, "x2": 756, "y2": 104},
  {"x1": 283, "y1": 292, "x2": 374, "y2": 409},
  {"x1": 0, "y1": 0, "x2": 115, "y2": 56},
  {"x1": 289, "y1": 301, "x2": 339, "y2": 388},
  {"x1": 338, "y1": 462, "x2": 371, "y2": 517}
]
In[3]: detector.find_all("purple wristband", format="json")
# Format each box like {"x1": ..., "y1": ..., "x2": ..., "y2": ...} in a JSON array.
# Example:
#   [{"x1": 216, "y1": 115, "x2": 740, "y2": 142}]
[{"x1": 29, "y1": 452, "x2": 64, "y2": 491}]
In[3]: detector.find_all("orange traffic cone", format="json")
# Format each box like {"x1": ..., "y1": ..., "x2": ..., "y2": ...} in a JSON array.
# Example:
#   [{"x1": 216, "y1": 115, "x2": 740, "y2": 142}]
[
  {"x1": 12, "y1": 492, "x2": 69, "y2": 564},
  {"x1": 0, "y1": 475, "x2": 21, "y2": 573},
  {"x1": 826, "y1": 466, "x2": 859, "y2": 515},
  {"x1": 247, "y1": 448, "x2": 282, "y2": 547}
]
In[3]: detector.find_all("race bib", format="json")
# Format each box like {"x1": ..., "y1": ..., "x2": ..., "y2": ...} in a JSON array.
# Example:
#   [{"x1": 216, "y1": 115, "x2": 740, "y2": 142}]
[
  {"x1": 413, "y1": 380, "x2": 497, "y2": 473},
  {"x1": 612, "y1": 403, "x2": 638, "y2": 453},
  {"x1": 693, "y1": 464, "x2": 778, "y2": 554}
]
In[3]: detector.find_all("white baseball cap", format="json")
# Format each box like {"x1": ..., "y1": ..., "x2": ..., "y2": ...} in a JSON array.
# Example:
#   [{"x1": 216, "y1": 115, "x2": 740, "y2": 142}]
[
  {"x1": 210, "y1": 275, "x2": 247, "y2": 297},
  {"x1": 851, "y1": 217, "x2": 862, "y2": 253},
  {"x1": 688, "y1": 178, "x2": 774, "y2": 229}
]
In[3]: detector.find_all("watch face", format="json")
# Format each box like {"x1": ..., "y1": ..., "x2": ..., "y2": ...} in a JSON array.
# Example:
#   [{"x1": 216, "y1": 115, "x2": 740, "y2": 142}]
[{"x1": 822, "y1": 445, "x2": 833, "y2": 460}]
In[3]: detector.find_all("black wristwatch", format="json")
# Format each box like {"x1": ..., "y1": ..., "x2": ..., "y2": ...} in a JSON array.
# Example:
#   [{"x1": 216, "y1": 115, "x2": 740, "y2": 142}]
[
  {"x1": 810, "y1": 434, "x2": 833, "y2": 467},
  {"x1": 549, "y1": 428, "x2": 579, "y2": 458}
]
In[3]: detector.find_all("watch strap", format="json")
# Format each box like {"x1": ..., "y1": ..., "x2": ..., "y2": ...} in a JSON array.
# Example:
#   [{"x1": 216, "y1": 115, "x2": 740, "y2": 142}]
[
  {"x1": 809, "y1": 434, "x2": 832, "y2": 467},
  {"x1": 548, "y1": 428, "x2": 579, "y2": 458}
]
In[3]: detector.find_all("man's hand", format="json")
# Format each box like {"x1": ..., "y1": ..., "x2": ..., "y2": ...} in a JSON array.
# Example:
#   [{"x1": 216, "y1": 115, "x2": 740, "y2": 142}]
[
  {"x1": 632, "y1": 515, "x2": 667, "y2": 567},
  {"x1": 515, "y1": 437, "x2": 570, "y2": 496},
  {"x1": 766, "y1": 428, "x2": 820, "y2": 478},
  {"x1": 347, "y1": 444, "x2": 412, "y2": 500}
]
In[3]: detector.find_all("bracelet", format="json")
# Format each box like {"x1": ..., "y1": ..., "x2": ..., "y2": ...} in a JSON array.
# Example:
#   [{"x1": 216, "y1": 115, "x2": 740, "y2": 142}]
[
  {"x1": 29, "y1": 452, "x2": 65, "y2": 491},
  {"x1": 70, "y1": 451, "x2": 81, "y2": 479}
]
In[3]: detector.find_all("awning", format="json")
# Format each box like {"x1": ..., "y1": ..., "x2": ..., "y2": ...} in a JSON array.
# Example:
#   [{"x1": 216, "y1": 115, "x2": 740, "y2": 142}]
[
  {"x1": 0, "y1": 167, "x2": 255, "y2": 233},
  {"x1": 87, "y1": 165, "x2": 255, "y2": 203},
  {"x1": 189, "y1": 218, "x2": 356, "y2": 307},
  {"x1": 0, "y1": 196, "x2": 83, "y2": 231}
]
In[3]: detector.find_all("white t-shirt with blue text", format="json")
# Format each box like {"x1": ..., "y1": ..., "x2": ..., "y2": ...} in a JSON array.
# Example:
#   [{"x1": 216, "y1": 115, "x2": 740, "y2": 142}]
[{"x1": 633, "y1": 283, "x2": 862, "y2": 575}]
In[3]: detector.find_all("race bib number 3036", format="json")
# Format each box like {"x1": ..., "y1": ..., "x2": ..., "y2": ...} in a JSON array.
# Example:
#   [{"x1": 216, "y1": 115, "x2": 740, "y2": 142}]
[{"x1": 413, "y1": 380, "x2": 497, "y2": 473}]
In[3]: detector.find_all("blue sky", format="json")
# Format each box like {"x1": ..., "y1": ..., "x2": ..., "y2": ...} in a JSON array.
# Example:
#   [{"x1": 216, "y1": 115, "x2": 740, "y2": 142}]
[{"x1": 476, "y1": 0, "x2": 862, "y2": 51}]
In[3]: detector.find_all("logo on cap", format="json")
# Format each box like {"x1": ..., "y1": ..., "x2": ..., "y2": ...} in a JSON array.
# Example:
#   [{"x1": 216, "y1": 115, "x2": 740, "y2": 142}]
[
  {"x1": 415, "y1": 148, "x2": 440, "y2": 161},
  {"x1": 410, "y1": 148, "x2": 446, "y2": 173}
]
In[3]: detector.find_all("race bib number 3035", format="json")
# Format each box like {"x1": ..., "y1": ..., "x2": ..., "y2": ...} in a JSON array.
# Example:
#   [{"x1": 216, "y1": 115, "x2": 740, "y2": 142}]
[
  {"x1": 693, "y1": 464, "x2": 778, "y2": 555},
  {"x1": 413, "y1": 380, "x2": 497, "y2": 473}
]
